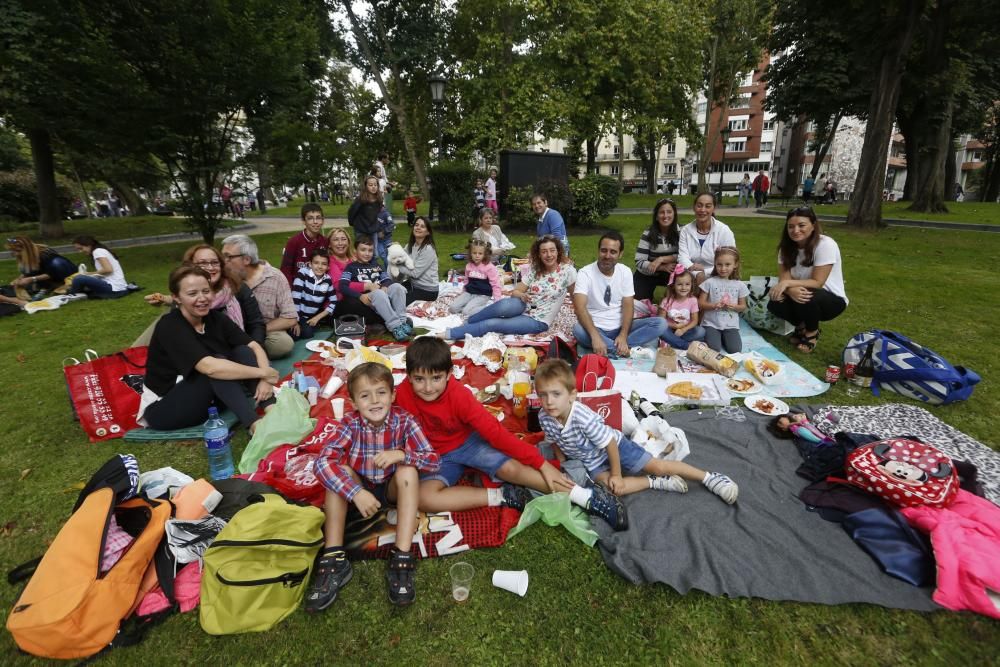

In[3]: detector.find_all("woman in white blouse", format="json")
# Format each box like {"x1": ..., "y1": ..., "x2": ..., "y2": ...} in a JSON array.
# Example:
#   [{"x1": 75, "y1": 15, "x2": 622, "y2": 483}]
[{"x1": 677, "y1": 192, "x2": 736, "y2": 285}]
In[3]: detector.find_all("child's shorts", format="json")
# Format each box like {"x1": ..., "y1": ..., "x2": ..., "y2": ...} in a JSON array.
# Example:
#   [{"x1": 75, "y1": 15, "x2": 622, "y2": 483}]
[
  {"x1": 344, "y1": 478, "x2": 391, "y2": 518},
  {"x1": 588, "y1": 436, "x2": 652, "y2": 477},
  {"x1": 419, "y1": 432, "x2": 510, "y2": 487}
]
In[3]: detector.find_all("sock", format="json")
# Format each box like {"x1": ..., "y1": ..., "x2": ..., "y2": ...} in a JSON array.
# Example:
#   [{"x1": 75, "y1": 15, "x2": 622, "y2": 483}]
[
  {"x1": 321, "y1": 546, "x2": 346, "y2": 559},
  {"x1": 568, "y1": 484, "x2": 593, "y2": 508},
  {"x1": 487, "y1": 487, "x2": 503, "y2": 507}
]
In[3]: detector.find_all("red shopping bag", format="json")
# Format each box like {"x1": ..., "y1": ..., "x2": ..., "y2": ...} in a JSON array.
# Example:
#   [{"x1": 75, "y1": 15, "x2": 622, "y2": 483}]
[
  {"x1": 578, "y1": 389, "x2": 623, "y2": 429},
  {"x1": 63, "y1": 347, "x2": 148, "y2": 442},
  {"x1": 575, "y1": 354, "x2": 615, "y2": 392}
]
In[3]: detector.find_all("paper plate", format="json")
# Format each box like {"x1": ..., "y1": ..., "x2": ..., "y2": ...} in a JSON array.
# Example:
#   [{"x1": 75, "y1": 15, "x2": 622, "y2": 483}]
[
  {"x1": 726, "y1": 376, "x2": 762, "y2": 396},
  {"x1": 744, "y1": 395, "x2": 789, "y2": 416},
  {"x1": 305, "y1": 340, "x2": 334, "y2": 353}
]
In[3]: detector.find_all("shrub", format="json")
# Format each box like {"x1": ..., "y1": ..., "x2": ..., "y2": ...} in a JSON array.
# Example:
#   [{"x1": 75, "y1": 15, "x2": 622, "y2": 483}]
[
  {"x1": 428, "y1": 161, "x2": 477, "y2": 231},
  {"x1": 569, "y1": 174, "x2": 621, "y2": 227},
  {"x1": 0, "y1": 168, "x2": 73, "y2": 222},
  {"x1": 532, "y1": 179, "x2": 574, "y2": 219}
]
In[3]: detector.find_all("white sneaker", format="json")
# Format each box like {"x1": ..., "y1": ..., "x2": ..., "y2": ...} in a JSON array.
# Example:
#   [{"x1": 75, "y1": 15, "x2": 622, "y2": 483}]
[
  {"x1": 64, "y1": 293, "x2": 88, "y2": 302},
  {"x1": 648, "y1": 475, "x2": 688, "y2": 493},
  {"x1": 703, "y1": 472, "x2": 739, "y2": 504}
]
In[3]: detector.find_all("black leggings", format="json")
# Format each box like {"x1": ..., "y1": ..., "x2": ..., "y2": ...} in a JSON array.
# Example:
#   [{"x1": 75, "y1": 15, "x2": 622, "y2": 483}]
[
  {"x1": 404, "y1": 283, "x2": 439, "y2": 304},
  {"x1": 767, "y1": 288, "x2": 847, "y2": 331},
  {"x1": 632, "y1": 270, "x2": 671, "y2": 301},
  {"x1": 144, "y1": 345, "x2": 266, "y2": 430}
]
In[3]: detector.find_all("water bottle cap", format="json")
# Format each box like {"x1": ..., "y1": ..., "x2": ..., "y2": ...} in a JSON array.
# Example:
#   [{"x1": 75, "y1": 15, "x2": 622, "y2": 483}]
[{"x1": 207, "y1": 407, "x2": 219, "y2": 418}]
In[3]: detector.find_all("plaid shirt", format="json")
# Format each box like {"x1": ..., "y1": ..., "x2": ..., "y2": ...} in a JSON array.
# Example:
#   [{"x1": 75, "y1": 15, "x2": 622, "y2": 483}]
[
  {"x1": 246, "y1": 261, "x2": 297, "y2": 322},
  {"x1": 314, "y1": 406, "x2": 440, "y2": 501}
]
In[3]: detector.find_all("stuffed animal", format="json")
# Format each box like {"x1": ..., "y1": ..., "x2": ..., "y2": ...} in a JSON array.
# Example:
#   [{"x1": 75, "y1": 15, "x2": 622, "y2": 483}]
[{"x1": 386, "y1": 242, "x2": 414, "y2": 279}]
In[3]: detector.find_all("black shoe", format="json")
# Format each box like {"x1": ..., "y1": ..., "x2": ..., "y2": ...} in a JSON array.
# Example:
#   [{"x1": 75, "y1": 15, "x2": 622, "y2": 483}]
[
  {"x1": 500, "y1": 483, "x2": 533, "y2": 512},
  {"x1": 305, "y1": 552, "x2": 353, "y2": 613},
  {"x1": 586, "y1": 484, "x2": 629, "y2": 531},
  {"x1": 386, "y1": 549, "x2": 417, "y2": 606}
]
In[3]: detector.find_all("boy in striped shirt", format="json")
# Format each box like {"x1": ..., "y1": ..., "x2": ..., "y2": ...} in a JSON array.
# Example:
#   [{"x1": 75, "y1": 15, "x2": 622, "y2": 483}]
[
  {"x1": 308, "y1": 363, "x2": 440, "y2": 611},
  {"x1": 291, "y1": 250, "x2": 335, "y2": 339},
  {"x1": 534, "y1": 359, "x2": 738, "y2": 505}
]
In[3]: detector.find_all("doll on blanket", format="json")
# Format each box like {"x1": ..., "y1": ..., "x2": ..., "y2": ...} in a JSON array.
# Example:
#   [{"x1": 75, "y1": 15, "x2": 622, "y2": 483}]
[{"x1": 768, "y1": 411, "x2": 834, "y2": 446}]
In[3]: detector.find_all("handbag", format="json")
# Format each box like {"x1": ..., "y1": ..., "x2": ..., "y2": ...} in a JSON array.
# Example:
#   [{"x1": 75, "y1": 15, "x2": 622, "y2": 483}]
[
  {"x1": 63, "y1": 347, "x2": 148, "y2": 442},
  {"x1": 741, "y1": 275, "x2": 795, "y2": 336},
  {"x1": 334, "y1": 314, "x2": 365, "y2": 344},
  {"x1": 842, "y1": 329, "x2": 980, "y2": 405}
]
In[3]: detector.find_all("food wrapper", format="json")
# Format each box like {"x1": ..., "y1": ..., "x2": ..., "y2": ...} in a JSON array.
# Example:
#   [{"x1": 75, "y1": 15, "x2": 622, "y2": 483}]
[
  {"x1": 503, "y1": 347, "x2": 538, "y2": 370},
  {"x1": 343, "y1": 345, "x2": 392, "y2": 372},
  {"x1": 685, "y1": 341, "x2": 739, "y2": 377},
  {"x1": 743, "y1": 352, "x2": 783, "y2": 385},
  {"x1": 463, "y1": 333, "x2": 507, "y2": 373},
  {"x1": 630, "y1": 415, "x2": 690, "y2": 462}
]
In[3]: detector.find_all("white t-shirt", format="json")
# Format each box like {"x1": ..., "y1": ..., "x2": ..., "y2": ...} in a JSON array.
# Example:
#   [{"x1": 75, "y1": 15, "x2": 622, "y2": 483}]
[
  {"x1": 782, "y1": 235, "x2": 848, "y2": 304},
  {"x1": 92, "y1": 248, "x2": 127, "y2": 291},
  {"x1": 700, "y1": 276, "x2": 749, "y2": 330},
  {"x1": 574, "y1": 262, "x2": 635, "y2": 331}
]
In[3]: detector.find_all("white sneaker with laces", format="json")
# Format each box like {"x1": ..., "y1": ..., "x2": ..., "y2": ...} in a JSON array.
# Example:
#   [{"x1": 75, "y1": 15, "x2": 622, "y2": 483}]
[
  {"x1": 702, "y1": 472, "x2": 739, "y2": 504},
  {"x1": 648, "y1": 475, "x2": 688, "y2": 493}
]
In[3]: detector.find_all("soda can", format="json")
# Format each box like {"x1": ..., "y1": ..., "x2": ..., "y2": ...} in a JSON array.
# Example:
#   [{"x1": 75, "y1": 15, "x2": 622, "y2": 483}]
[
  {"x1": 825, "y1": 365, "x2": 841, "y2": 384},
  {"x1": 844, "y1": 363, "x2": 857, "y2": 380}
]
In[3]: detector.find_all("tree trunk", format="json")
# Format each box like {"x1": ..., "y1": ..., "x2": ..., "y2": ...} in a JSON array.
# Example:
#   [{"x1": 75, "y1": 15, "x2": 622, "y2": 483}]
[
  {"x1": 944, "y1": 134, "x2": 958, "y2": 201},
  {"x1": 908, "y1": 97, "x2": 952, "y2": 213},
  {"x1": 586, "y1": 138, "x2": 597, "y2": 174},
  {"x1": 810, "y1": 112, "x2": 843, "y2": 179},
  {"x1": 343, "y1": 1, "x2": 428, "y2": 198},
  {"x1": 108, "y1": 180, "x2": 149, "y2": 215},
  {"x1": 617, "y1": 124, "x2": 625, "y2": 186},
  {"x1": 784, "y1": 116, "x2": 808, "y2": 195},
  {"x1": 897, "y1": 112, "x2": 919, "y2": 201},
  {"x1": 847, "y1": 1, "x2": 924, "y2": 230},
  {"x1": 983, "y1": 159, "x2": 1000, "y2": 202},
  {"x1": 29, "y1": 127, "x2": 64, "y2": 238}
]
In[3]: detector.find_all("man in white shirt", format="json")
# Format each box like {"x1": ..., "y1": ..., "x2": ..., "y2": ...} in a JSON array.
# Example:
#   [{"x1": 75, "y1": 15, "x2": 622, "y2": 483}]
[{"x1": 572, "y1": 231, "x2": 667, "y2": 358}]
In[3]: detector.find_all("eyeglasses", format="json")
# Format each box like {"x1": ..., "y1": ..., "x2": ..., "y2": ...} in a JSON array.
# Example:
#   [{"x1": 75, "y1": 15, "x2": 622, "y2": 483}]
[
  {"x1": 222, "y1": 253, "x2": 245, "y2": 261},
  {"x1": 656, "y1": 198, "x2": 675, "y2": 207},
  {"x1": 194, "y1": 260, "x2": 221, "y2": 268},
  {"x1": 604, "y1": 284, "x2": 612, "y2": 306}
]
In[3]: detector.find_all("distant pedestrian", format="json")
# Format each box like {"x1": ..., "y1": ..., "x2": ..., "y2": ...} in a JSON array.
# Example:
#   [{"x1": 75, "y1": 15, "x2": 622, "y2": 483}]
[
  {"x1": 802, "y1": 175, "x2": 815, "y2": 203},
  {"x1": 751, "y1": 170, "x2": 769, "y2": 208},
  {"x1": 738, "y1": 173, "x2": 752, "y2": 207},
  {"x1": 485, "y1": 168, "x2": 499, "y2": 212}
]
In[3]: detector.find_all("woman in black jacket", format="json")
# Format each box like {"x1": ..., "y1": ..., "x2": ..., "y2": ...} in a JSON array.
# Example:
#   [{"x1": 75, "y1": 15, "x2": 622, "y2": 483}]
[{"x1": 347, "y1": 175, "x2": 383, "y2": 238}]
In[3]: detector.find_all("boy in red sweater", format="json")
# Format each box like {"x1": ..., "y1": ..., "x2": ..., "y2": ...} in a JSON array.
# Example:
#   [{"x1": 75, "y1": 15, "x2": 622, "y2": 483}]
[
  {"x1": 395, "y1": 337, "x2": 628, "y2": 529},
  {"x1": 280, "y1": 203, "x2": 329, "y2": 285},
  {"x1": 403, "y1": 190, "x2": 422, "y2": 227}
]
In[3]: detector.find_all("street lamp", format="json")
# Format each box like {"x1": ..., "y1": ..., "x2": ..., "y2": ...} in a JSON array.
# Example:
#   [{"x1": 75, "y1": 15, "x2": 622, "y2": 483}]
[
  {"x1": 679, "y1": 158, "x2": 688, "y2": 195},
  {"x1": 718, "y1": 126, "x2": 732, "y2": 202},
  {"x1": 428, "y1": 74, "x2": 446, "y2": 221}
]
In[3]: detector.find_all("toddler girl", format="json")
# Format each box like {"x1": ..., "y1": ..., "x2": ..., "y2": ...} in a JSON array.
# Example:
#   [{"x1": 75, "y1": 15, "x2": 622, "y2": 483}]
[
  {"x1": 659, "y1": 268, "x2": 705, "y2": 349},
  {"x1": 448, "y1": 238, "x2": 502, "y2": 318},
  {"x1": 698, "y1": 246, "x2": 748, "y2": 353}
]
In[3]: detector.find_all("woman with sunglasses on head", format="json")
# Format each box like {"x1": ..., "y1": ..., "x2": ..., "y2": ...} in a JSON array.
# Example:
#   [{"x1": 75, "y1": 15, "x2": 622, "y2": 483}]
[
  {"x1": 132, "y1": 244, "x2": 266, "y2": 347},
  {"x1": 1, "y1": 236, "x2": 76, "y2": 308},
  {"x1": 443, "y1": 236, "x2": 575, "y2": 339},
  {"x1": 767, "y1": 207, "x2": 848, "y2": 354},
  {"x1": 633, "y1": 198, "x2": 680, "y2": 301},
  {"x1": 677, "y1": 192, "x2": 736, "y2": 285}
]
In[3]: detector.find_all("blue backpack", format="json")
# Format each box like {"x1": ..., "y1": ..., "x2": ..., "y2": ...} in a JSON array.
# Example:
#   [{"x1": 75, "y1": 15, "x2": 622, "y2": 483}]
[{"x1": 842, "y1": 330, "x2": 979, "y2": 405}]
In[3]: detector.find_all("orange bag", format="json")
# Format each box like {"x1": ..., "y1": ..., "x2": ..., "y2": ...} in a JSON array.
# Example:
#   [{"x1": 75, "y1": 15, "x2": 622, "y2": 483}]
[{"x1": 6, "y1": 488, "x2": 171, "y2": 660}]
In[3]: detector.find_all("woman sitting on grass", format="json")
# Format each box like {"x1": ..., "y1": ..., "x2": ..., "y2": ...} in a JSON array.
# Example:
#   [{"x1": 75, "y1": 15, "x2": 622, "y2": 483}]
[
  {"x1": 0, "y1": 236, "x2": 76, "y2": 307},
  {"x1": 133, "y1": 244, "x2": 266, "y2": 347},
  {"x1": 397, "y1": 216, "x2": 439, "y2": 304},
  {"x1": 67, "y1": 235, "x2": 128, "y2": 298},
  {"x1": 443, "y1": 235, "x2": 575, "y2": 339},
  {"x1": 767, "y1": 207, "x2": 848, "y2": 353},
  {"x1": 138, "y1": 264, "x2": 279, "y2": 433}
]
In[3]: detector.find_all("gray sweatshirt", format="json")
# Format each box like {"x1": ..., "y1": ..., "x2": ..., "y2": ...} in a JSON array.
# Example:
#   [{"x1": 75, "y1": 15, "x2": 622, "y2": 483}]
[{"x1": 402, "y1": 242, "x2": 439, "y2": 291}]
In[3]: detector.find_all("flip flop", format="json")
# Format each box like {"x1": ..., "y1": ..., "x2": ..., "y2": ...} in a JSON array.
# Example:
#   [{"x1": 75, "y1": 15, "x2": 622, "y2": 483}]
[
  {"x1": 788, "y1": 325, "x2": 807, "y2": 346},
  {"x1": 796, "y1": 330, "x2": 821, "y2": 354}
]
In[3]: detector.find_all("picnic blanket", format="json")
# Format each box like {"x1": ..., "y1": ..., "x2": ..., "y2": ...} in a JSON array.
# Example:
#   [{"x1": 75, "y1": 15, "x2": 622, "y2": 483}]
[
  {"x1": 122, "y1": 334, "x2": 325, "y2": 441},
  {"x1": 593, "y1": 405, "x2": 941, "y2": 610},
  {"x1": 609, "y1": 320, "x2": 829, "y2": 399}
]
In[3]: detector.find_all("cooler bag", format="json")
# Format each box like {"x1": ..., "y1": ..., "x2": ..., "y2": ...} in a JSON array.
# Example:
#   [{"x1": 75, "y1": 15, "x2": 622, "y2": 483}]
[
  {"x1": 844, "y1": 438, "x2": 959, "y2": 509},
  {"x1": 842, "y1": 330, "x2": 979, "y2": 405}
]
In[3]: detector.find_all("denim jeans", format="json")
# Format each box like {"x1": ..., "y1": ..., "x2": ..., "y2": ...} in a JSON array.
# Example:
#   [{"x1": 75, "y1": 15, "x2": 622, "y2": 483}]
[
  {"x1": 447, "y1": 297, "x2": 547, "y2": 338},
  {"x1": 68, "y1": 274, "x2": 115, "y2": 295},
  {"x1": 572, "y1": 317, "x2": 667, "y2": 355},
  {"x1": 660, "y1": 324, "x2": 706, "y2": 350}
]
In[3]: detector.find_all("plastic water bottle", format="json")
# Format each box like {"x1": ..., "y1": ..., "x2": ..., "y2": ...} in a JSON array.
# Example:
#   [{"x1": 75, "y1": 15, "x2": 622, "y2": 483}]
[{"x1": 203, "y1": 407, "x2": 234, "y2": 480}]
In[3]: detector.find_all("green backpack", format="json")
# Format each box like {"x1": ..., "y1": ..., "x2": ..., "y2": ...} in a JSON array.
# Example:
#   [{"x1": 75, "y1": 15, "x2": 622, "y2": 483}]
[{"x1": 199, "y1": 494, "x2": 324, "y2": 635}]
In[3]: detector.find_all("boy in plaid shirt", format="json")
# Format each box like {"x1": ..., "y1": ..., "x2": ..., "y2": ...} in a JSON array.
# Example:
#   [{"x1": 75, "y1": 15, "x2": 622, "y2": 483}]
[{"x1": 307, "y1": 363, "x2": 440, "y2": 611}]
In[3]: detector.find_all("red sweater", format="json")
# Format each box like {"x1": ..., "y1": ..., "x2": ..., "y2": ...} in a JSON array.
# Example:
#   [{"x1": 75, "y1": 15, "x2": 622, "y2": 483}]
[
  {"x1": 395, "y1": 377, "x2": 544, "y2": 469},
  {"x1": 280, "y1": 231, "x2": 329, "y2": 285},
  {"x1": 404, "y1": 196, "x2": 422, "y2": 212}
]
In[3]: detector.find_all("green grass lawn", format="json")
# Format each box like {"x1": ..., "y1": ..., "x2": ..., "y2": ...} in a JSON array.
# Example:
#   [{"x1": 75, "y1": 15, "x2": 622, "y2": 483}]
[
  {"x1": 5, "y1": 215, "x2": 239, "y2": 245},
  {"x1": 765, "y1": 200, "x2": 1000, "y2": 225},
  {"x1": 1, "y1": 217, "x2": 998, "y2": 664}
]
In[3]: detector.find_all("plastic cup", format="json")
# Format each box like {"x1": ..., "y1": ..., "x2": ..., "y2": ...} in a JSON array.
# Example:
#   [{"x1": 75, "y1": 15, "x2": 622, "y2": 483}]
[
  {"x1": 492, "y1": 569, "x2": 529, "y2": 597},
  {"x1": 449, "y1": 562, "x2": 475, "y2": 603},
  {"x1": 331, "y1": 397, "x2": 345, "y2": 419},
  {"x1": 307, "y1": 387, "x2": 318, "y2": 406}
]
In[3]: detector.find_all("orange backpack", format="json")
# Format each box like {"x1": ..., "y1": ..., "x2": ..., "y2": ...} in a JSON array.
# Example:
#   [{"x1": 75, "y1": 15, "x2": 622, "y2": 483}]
[{"x1": 6, "y1": 487, "x2": 171, "y2": 660}]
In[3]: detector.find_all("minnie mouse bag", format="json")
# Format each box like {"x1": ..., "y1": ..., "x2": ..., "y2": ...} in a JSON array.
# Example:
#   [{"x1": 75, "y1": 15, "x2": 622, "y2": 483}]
[{"x1": 844, "y1": 438, "x2": 959, "y2": 509}]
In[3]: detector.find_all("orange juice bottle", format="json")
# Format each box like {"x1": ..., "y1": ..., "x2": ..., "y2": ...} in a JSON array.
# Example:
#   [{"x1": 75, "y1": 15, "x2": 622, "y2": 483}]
[{"x1": 511, "y1": 360, "x2": 530, "y2": 418}]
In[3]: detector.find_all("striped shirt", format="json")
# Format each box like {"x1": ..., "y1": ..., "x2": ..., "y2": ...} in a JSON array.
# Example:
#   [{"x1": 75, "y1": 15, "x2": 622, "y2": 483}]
[
  {"x1": 292, "y1": 266, "x2": 335, "y2": 317},
  {"x1": 314, "y1": 406, "x2": 440, "y2": 501},
  {"x1": 539, "y1": 401, "x2": 621, "y2": 473},
  {"x1": 634, "y1": 227, "x2": 679, "y2": 276}
]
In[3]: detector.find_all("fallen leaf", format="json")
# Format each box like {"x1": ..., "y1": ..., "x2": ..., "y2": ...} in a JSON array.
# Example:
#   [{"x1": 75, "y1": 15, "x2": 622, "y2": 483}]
[
  {"x1": 62, "y1": 482, "x2": 86, "y2": 494},
  {"x1": 1, "y1": 521, "x2": 16, "y2": 537},
  {"x1": 16, "y1": 353, "x2": 26, "y2": 364},
  {"x1": 19, "y1": 468, "x2": 31, "y2": 480}
]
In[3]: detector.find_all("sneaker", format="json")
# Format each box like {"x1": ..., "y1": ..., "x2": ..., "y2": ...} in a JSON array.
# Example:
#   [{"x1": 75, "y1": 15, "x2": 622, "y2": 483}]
[
  {"x1": 305, "y1": 552, "x2": 353, "y2": 613},
  {"x1": 385, "y1": 549, "x2": 417, "y2": 606},
  {"x1": 652, "y1": 346, "x2": 677, "y2": 377},
  {"x1": 390, "y1": 325, "x2": 410, "y2": 341},
  {"x1": 500, "y1": 483, "x2": 533, "y2": 512},
  {"x1": 703, "y1": 472, "x2": 739, "y2": 504},
  {"x1": 648, "y1": 474, "x2": 688, "y2": 493},
  {"x1": 64, "y1": 293, "x2": 88, "y2": 302},
  {"x1": 586, "y1": 484, "x2": 629, "y2": 531}
]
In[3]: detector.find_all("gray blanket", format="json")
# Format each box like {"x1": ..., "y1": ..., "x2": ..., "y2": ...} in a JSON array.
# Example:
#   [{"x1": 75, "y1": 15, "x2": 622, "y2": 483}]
[{"x1": 594, "y1": 406, "x2": 940, "y2": 611}]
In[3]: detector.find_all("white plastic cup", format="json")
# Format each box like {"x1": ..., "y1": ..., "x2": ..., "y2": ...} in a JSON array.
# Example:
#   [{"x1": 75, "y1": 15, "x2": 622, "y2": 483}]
[
  {"x1": 449, "y1": 562, "x2": 475, "y2": 603},
  {"x1": 331, "y1": 397, "x2": 345, "y2": 420},
  {"x1": 491, "y1": 569, "x2": 529, "y2": 597},
  {"x1": 306, "y1": 387, "x2": 318, "y2": 407},
  {"x1": 320, "y1": 375, "x2": 344, "y2": 399}
]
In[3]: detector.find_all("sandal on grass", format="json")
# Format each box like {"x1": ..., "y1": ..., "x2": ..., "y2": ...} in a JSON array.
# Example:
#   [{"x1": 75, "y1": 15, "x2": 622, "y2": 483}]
[
  {"x1": 788, "y1": 325, "x2": 807, "y2": 346},
  {"x1": 796, "y1": 330, "x2": 820, "y2": 354}
]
